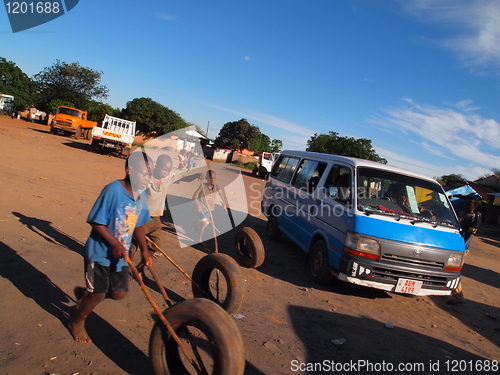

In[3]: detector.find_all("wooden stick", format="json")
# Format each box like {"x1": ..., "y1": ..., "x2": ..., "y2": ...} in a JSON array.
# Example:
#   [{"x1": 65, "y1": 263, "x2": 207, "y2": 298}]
[
  {"x1": 145, "y1": 236, "x2": 212, "y2": 300},
  {"x1": 124, "y1": 254, "x2": 204, "y2": 374},
  {"x1": 147, "y1": 263, "x2": 174, "y2": 307}
]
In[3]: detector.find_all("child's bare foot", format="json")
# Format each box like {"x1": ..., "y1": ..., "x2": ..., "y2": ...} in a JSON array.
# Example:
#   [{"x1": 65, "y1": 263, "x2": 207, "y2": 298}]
[{"x1": 68, "y1": 320, "x2": 92, "y2": 343}]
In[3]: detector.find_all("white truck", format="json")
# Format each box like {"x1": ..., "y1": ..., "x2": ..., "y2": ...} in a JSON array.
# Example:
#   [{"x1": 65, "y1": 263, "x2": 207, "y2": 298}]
[
  {"x1": 253, "y1": 152, "x2": 280, "y2": 179},
  {"x1": 91, "y1": 115, "x2": 136, "y2": 157}
]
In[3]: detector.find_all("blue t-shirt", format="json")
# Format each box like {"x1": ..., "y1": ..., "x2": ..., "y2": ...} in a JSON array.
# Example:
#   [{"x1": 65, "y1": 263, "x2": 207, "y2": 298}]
[{"x1": 84, "y1": 180, "x2": 151, "y2": 271}]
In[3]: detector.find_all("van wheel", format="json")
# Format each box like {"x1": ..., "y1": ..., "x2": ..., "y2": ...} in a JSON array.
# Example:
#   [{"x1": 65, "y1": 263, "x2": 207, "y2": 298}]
[
  {"x1": 234, "y1": 227, "x2": 265, "y2": 268},
  {"x1": 149, "y1": 298, "x2": 245, "y2": 375},
  {"x1": 258, "y1": 166, "x2": 268, "y2": 180},
  {"x1": 308, "y1": 239, "x2": 334, "y2": 285},
  {"x1": 192, "y1": 253, "x2": 245, "y2": 314},
  {"x1": 266, "y1": 206, "x2": 281, "y2": 241}
]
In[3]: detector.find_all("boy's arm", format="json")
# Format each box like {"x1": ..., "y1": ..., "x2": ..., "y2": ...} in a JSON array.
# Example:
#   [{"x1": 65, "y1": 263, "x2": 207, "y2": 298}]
[
  {"x1": 91, "y1": 223, "x2": 126, "y2": 259},
  {"x1": 133, "y1": 225, "x2": 152, "y2": 267}
]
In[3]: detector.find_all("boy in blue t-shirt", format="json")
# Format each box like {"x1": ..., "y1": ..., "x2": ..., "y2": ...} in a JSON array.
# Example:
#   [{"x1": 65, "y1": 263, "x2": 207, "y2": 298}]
[{"x1": 69, "y1": 151, "x2": 154, "y2": 343}]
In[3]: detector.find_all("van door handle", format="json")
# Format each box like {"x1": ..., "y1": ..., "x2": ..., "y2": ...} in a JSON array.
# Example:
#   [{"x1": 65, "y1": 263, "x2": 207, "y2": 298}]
[{"x1": 315, "y1": 199, "x2": 321, "y2": 205}]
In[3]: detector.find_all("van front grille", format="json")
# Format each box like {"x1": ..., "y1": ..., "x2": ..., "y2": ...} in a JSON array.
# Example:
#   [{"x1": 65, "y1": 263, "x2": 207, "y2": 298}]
[
  {"x1": 381, "y1": 253, "x2": 444, "y2": 269},
  {"x1": 372, "y1": 266, "x2": 448, "y2": 286}
]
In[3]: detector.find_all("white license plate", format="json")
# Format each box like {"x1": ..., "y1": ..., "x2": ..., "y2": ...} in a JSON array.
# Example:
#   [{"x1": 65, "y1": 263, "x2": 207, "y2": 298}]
[{"x1": 395, "y1": 278, "x2": 423, "y2": 294}]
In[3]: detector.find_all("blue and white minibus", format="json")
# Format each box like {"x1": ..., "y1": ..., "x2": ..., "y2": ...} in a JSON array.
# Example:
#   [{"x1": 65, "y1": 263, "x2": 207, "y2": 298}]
[{"x1": 261, "y1": 151, "x2": 465, "y2": 296}]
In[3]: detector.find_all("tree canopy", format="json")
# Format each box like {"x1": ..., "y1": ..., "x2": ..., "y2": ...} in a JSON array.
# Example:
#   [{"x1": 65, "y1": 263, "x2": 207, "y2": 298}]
[
  {"x1": 121, "y1": 97, "x2": 186, "y2": 135},
  {"x1": 0, "y1": 57, "x2": 35, "y2": 110},
  {"x1": 33, "y1": 60, "x2": 108, "y2": 113},
  {"x1": 214, "y1": 118, "x2": 279, "y2": 153},
  {"x1": 270, "y1": 139, "x2": 283, "y2": 153},
  {"x1": 87, "y1": 101, "x2": 121, "y2": 122},
  {"x1": 306, "y1": 131, "x2": 387, "y2": 163},
  {"x1": 435, "y1": 173, "x2": 467, "y2": 186}
]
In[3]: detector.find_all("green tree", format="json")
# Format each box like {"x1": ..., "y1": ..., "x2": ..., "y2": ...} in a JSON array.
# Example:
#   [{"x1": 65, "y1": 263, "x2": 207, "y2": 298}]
[
  {"x1": 87, "y1": 101, "x2": 120, "y2": 122},
  {"x1": 215, "y1": 118, "x2": 278, "y2": 153},
  {"x1": 33, "y1": 60, "x2": 108, "y2": 113},
  {"x1": 121, "y1": 97, "x2": 186, "y2": 135},
  {"x1": 436, "y1": 174, "x2": 467, "y2": 186},
  {"x1": 46, "y1": 99, "x2": 75, "y2": 114},
  {"x1": 270, "y1": 139, "x2": 283, "y2": 153},
  {"x1": 0, "y1": 57, "x2": 35, "y2": 110},
  {"x1": 306, "y1": 131, "x2": 387, "y2": 163}
]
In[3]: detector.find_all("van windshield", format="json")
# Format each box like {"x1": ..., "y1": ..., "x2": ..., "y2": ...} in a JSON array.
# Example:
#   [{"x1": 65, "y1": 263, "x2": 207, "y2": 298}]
[{"x1": 357, "y1": 167, "x2": 459, "y2": 229}]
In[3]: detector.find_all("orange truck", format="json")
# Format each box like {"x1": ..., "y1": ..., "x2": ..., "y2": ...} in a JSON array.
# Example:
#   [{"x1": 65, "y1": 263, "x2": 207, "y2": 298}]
[{"x1": 50, "y1": 106, "x2": 97, "y2": 140}]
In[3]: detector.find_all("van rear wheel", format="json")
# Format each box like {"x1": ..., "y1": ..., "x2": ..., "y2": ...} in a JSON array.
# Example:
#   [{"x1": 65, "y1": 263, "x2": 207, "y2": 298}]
[
  {"x1": 308, "y1": 240, "x2": 334, "y2": 285},
  {"x1": 266, "y1": 206, "x2": 281, "y2": 241}
]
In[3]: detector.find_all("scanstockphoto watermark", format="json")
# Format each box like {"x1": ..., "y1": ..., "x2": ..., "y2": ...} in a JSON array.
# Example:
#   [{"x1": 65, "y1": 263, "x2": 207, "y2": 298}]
[
  {"x1": 248, "y1": 184, "x2": 354, "y2": 220},
  {"x1": 290, "y1": 359, "x2": 499, "y2": 373},
  {"x1": 3, "y1": 0, "x2": 79, "y2": 32}
]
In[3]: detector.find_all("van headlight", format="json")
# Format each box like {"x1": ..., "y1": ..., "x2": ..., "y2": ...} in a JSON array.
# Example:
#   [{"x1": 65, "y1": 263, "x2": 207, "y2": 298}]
[
  {"x1": 444, "y1": 253, "x2": 464, "y2": 271},
  {"x1": 344, "y1": 232, "x2": 380, "y2": 259}
]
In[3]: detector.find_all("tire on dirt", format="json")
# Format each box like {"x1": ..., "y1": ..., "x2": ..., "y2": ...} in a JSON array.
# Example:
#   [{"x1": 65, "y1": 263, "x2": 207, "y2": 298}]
[
  {"x1": 258, "y1": 166, "x2": 268, "y2": 180},
  {"x1": 307, "y1": 239, "x2": 334, "y2": 285},
  {"x1": 192, "y1": 253, "x2": 244, "y2": 315},
  {"x1": 90, "y1": 138, "x2": 102, "y2": 153},
  {"x1": 75, "y1": 126, "x2": 82, "y2": 139},
  {"x1": 84, "y1": 128, "x2": 92, "y2": 140},
  {"x1": 266, "y1": 205, "x2": 281, "y2": 241},
  {"x1": 234, "y1": 227, "x2": 265, "y2": 268},
  {"x1": 149, "y1": 298, "x2": 245, "y2": 375}
]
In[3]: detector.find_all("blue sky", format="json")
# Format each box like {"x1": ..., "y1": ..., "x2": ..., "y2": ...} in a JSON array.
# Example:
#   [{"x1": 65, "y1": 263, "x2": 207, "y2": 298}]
[{"x1": 2, "y1": 0, "x2": 500, "y2": 180}]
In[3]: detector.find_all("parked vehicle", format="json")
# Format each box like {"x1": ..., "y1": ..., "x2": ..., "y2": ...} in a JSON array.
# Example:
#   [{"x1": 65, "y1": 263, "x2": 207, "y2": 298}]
[
  {"x1": 50, "y1": 106, "x2": 97, "y2": 139},
  {"x1": 253, "y1": 152, "x2": 280, "y2": 179},
  {"x1": 91, "y1": 115, "x2": 136, "y2": 157},
  {"x1": 261, "y1": 150, "x2": 466, "y2": 296}
]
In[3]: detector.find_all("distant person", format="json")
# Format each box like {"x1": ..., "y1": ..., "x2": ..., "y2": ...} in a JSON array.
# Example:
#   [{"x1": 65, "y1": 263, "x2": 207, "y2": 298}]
[
  {"x1": 30, "y1": 112, "x2": 35, "y2": 123},
  {"x1": 187, "y1": 147, "x2": 196, "y2": 171},
  {"x1": 384, "y1": 183, "x2": 411, "y2": 213},
  {"x1": 129, "y1": 154, "x2": 177, "y2": 278},
  {"x1": 447, "y1": 196, "x2": 481, "y2": 305},
  {"x1": 178, "y1": 148, "x2": 187, "y2": 170},
  {"x1": 68, "y1": 152, "x2": 153, "y2": 343},
  {"x1": 11, "y1": 111, "x2": 16, "y2": 119},
  {"x1": 192, "y1": 170, "x2": 228, "y2": 243}
]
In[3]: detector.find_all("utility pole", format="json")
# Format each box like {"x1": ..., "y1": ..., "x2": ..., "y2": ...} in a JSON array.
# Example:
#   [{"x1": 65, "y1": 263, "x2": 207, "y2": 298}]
[{"x1": 206, "y1": 121, "x2": 210, "y2": 138}]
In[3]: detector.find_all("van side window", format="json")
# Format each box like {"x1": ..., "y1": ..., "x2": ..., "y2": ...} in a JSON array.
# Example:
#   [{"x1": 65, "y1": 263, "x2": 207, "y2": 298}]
[
  {"x1": 272, "y1": 156, "x2": 300, "y2": 183},
  {"x1": 325, "y1": 166, "x2": 351, "y2": 204},
  {"x1": 292, "y1": 159, "x2": 327, "y2": 193}
]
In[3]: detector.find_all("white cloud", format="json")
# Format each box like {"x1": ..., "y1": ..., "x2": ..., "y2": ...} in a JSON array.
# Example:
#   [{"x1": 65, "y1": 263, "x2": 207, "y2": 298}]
[
  {"x1": 403, "y1": 0, "x2": 500, "y2": 69},
  {"x1": 372, "y1": 99, "x2": 500, "y2": 179},
  {"x1": 244, "y1": 56, "x2": 251, "y2": 61},
  {"x1": 199, "y1": 101, "x2": 314, "y2": 137}
]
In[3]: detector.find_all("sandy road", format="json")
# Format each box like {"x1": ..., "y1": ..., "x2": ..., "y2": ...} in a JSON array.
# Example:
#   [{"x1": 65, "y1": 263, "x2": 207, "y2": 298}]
[{"x1": 0, "y1": 116, "x2": 499, "y2": 375}]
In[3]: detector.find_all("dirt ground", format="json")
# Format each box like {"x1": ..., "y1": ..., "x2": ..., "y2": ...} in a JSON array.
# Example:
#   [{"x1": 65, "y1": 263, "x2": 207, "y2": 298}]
[{"x1": 0, "y1": 116, "x2": 499, "y2": 375}]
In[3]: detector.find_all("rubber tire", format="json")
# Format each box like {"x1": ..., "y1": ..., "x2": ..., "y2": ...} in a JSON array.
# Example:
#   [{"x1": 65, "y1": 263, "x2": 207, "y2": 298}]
[
  {"x1": 307, "y1": 239, "x2": 334, "y2": 285},
  {"x1": 90, "y1": 138, "x2": 100, "y2": 153},
  {"x1": 234, "y1": 227, "x2": 265, "y2": 268},
  {"x1": 258, "y1": 166, "x2": 268, "y2": 180},
  {"x1": 266, "y1": 206, "x2": 281, "y2": 241},
  {"x1": 84, "y1": 128, "x2": 91, "y2": 140},
  {"x1": 75, "y1": 126, "x2": 82, "y2": 139},
  {"x1": 149, "y1": 298, "x2": 245, "y2": 375},
  {"x1": 192, "y1": 253, "x2": 244, "y2": 315}
]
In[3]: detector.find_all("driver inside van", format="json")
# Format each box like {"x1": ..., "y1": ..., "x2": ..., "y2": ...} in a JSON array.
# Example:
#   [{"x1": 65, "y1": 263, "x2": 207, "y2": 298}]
[{"x1": 384, "y1": 183, "x2": 411, "y2": 213}]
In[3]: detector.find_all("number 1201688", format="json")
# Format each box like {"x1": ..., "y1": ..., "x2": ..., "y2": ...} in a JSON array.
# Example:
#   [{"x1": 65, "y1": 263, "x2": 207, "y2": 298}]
[{"x1": 5, "y1": 2, "x2": 60, "y2": 14}]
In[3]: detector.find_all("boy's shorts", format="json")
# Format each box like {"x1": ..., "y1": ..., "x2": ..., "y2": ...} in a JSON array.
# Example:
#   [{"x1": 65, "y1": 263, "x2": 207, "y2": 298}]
[{"x1": 85, "y1": 260, "x2": 129, "y2": 294}]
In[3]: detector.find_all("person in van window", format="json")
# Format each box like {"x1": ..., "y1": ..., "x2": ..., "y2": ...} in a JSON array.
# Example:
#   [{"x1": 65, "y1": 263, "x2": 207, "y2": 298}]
[
  {"x1": 384, "y1": 183, "x2": 410, "y2": 213},
  {"x1": 447, "y1": 196, "x2": 481, "y2": 305}
]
